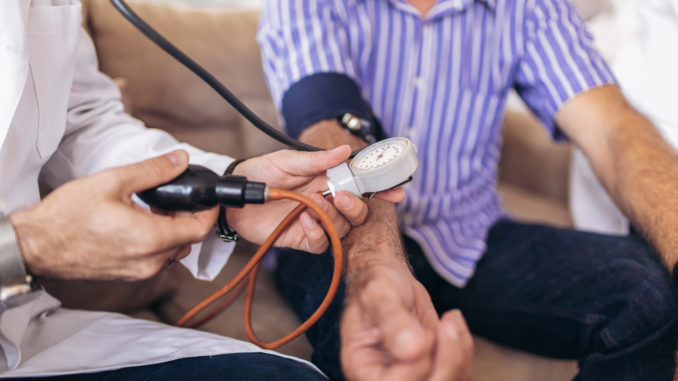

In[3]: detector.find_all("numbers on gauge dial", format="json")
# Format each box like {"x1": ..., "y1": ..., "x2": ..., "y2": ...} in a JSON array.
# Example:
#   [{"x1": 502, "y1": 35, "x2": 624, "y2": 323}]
[{"x1": 352, "y1": 141, "x2": 405, "y2": 172}]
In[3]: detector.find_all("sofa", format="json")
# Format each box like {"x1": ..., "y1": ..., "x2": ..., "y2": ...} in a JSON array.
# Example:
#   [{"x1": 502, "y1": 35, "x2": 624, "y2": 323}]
[{"x1": 42, "y1": 0, "x2": 580, "y2": 379}]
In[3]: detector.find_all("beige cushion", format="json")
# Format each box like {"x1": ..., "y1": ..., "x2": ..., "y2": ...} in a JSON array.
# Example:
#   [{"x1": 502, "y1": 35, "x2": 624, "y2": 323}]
[
  {"x1": 499, "y1": 109, "x2": 572, "y2": 207},
  {"x1": 86, "y1": 0, "x2": 285, "y2": 158}
]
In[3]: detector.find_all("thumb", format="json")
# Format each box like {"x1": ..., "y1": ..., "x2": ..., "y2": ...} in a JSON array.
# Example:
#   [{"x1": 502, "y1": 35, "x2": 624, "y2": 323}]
[
  {"x1": 112, "y1": 150, "x2": 189, "y2": 194},
  {"x1": 429, "y1": 310, "x2": 473, "y2": 381},
  {"x1": 278, "y1": 145, "x2": 352, "y2": 176}
]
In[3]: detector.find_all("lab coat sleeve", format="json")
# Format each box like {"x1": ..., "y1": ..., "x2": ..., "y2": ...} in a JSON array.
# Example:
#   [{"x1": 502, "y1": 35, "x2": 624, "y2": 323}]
[{"x1": 40, "y1": 29, "x2": 234, "y2": 281}]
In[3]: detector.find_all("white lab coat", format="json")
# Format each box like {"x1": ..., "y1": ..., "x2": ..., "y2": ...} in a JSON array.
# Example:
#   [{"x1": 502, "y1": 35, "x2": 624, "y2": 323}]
[
  {"x1": 570, "y1": 0, "x2": 678, "y2": 234},
  {"x1": 0, "y1": 0, "x2": 316, "y2": 377}
]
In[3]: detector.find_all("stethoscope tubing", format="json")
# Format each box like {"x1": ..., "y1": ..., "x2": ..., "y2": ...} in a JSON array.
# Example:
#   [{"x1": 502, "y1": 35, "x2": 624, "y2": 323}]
[{"x1": 110, "y1": 0, "x2": 360, "y2": 157}]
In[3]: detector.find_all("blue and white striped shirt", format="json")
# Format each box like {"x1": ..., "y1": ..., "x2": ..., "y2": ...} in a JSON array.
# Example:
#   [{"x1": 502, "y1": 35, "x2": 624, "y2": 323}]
[{"x1": 258, "y1": 0, "x2": 615, "y2": 286}]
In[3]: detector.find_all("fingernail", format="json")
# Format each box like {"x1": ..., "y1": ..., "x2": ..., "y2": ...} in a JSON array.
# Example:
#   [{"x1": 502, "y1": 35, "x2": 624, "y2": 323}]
[
  {"x1": 167, "y1": 150, "x2": 186, "y2": 166},
  {"x1": 336, "y1": 194, "x2": 354, "y2": 209}
]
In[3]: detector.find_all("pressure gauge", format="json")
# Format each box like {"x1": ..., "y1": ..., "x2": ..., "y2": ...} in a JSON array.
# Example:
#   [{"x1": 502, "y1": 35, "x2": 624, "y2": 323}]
[{"x1": 325, "y1": 137, "x2": 418, "y2": 198}]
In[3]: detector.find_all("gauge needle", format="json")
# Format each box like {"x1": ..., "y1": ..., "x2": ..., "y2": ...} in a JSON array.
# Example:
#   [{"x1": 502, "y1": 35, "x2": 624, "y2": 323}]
[{"x1": 376, "y1": 146, "x2": 388, "y2": 160}]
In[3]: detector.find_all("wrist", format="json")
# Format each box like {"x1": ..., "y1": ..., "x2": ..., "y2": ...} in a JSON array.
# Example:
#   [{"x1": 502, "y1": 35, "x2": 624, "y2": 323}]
[
  {"x1": 299, "y1": 120, "x2": 369, "y2": 150},
  {"x1": 218, "y1": 159, "x2": 247, "y2": 242},
  {"x1": 348, "y1": 254, "x2": 410, "y2": 274},
  {"x1": 2, "y1": 211, "x2": 41, "y2": 308},
  {"x1": 8, "y1": 209, "x2": 43, "y2": 276},
  {"x1": 345, "y1": 258, "x2": 413, "y2": 297}
]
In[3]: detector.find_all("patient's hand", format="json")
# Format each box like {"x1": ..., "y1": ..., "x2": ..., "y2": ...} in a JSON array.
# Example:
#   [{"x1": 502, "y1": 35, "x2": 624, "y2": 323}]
[
  {"x1": 227, "y1": 146, "x2": 404, "y2": 253},
  {"x1": 341, "y1": 259, "x2": 473, "y2": 381}
]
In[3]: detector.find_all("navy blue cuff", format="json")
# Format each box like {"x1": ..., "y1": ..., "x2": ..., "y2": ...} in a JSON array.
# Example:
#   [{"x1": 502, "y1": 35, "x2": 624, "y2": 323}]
[{"x1": 281, "y1": 73, "x2": 376, "y2": 139}]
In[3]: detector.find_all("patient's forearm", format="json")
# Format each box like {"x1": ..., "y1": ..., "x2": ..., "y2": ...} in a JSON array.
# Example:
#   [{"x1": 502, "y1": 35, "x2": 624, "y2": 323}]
[
  {"x1": 300, "y1": 121, "x2": 409, "y2": 272},
  {"x1": 560, "y1": 86, "x2": 678, "y2": 269},
  {"x1": 605, "y1": 112, "x2": 678, "y2": 268}
]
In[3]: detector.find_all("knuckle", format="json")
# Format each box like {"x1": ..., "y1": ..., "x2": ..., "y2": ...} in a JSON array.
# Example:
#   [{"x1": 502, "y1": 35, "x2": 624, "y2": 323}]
[
  {"x1": 350, "y1": 208, "x2": 368, "y2": 226},
  {"x1": 135, "y1": 261, "x2": 162, "y2": 279},
  {"x1": 144, "y1": 158, "x2": 168, "y2": 179},
  {"x1": 338, "y1": 222, "x2": 351, "y2": 238},
  {"x1": 97, "y1": 169, "x2": 122, "y2": 191},
  {"x1": 138, "y1": 239, "x2": 162, "y2": 255},
  {"x1": 309, "y1": 236, "x2": 329, "y2": 254},
  {"x1": 362, "y1": 280, "x2": 387, "y2": 299},
  {"x1": 308, "y1": 224, "x2": 324, "y2": 241}
]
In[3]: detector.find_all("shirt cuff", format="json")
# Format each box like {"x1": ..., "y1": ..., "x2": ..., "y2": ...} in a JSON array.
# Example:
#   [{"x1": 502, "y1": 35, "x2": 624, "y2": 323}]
[
  {"x1": 281, "y1": 73, "x2": 374, "y2": 139},
  {"x1": 180, "y1": 228, "x2": 235, "y2": 281}
]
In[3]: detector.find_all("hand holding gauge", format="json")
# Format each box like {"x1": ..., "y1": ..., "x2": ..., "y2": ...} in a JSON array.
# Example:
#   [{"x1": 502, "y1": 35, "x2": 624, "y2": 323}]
[{"x1": 138, "y1": 137, "x2": 419, "y2": 210}]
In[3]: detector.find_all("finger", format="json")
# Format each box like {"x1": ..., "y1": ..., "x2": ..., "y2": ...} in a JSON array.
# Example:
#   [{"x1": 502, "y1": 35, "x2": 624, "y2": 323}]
[
  {"x1": 375, "y1": 187, "x2": 406, "y2": 203},
  {"x1": 146, "y1": 206, "x2": 218, "y2": 248},
  {"x1": 308, "y1": 193, "x2": 351, "y2": 238},
  {"x1": 299, "y1": 211, "x2": 330, "y2": 254},
  {"x1": 429, "y1": 310, "x2": 473, "y2": 381},
  {"x1": 122, "y1": 253, "x2": 172, "y2": 280},
  {"x1": 276, "y1": 145, "x2": 352, "y2": 176},
  {"x1": 362, "y1": 288, "x2": 434, "y2": 361},
  {"x1": 333, "y1": 191, "x2": 369, "y2": 226},
  {"x1": 112, "y1": 150, "x2": 189, "y2": 194},
  {"x1": 173, "y1": 244, "x2": 193, "y2": 261}
]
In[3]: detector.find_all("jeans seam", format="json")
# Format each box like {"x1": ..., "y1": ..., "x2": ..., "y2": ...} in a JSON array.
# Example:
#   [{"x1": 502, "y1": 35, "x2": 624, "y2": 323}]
[{"x1": 600, "y1": 327, "x2": 620, "y2": 348}]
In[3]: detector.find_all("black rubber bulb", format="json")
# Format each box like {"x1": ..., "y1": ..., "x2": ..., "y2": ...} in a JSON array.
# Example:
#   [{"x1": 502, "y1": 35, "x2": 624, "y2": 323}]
[{"x1": 137, "y1": 164, "x2": 267, "y2": 211}]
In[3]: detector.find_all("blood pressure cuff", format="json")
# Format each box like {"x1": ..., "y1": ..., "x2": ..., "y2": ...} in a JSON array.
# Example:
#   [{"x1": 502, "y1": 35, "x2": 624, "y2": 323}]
[{"x1": 281, "y1": 72, "x2": 384, "y2": 140}]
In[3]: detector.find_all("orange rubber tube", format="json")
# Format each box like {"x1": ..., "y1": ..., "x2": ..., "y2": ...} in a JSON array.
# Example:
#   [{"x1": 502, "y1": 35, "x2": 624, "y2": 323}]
[{"x1": 177, "y1": 189, "x2": 343, "y2": 350}]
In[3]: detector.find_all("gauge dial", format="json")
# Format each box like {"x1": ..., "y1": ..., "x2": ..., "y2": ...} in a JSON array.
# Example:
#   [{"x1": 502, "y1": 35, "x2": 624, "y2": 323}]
[
  {"x1": 326, "y1": 137, "x2": 418, "y2": 198},
  {"x1": 350, "y1": 137, "x2": 416, "y2": 176}
]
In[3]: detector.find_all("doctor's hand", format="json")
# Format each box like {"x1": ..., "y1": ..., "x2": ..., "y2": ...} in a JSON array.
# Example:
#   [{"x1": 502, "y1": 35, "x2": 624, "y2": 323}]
[
  {"x1": 341, "y1": 259, "x2": 473, "y2": 381},
  {"x1": 10, "y1": 150, "x2": 217, "y2": 281},
  {"x1": 226, "y1": 145, "x2": 404, "y2": 253}
]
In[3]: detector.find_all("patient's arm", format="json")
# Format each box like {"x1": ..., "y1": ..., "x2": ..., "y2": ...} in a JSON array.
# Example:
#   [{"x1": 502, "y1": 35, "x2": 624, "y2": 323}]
[
  {"x1": 558, "y1": 84, "x2": 678, "y2": 269},
  {"x1": 298, "y1": 121, "x2": 408, "y2": 272},
  {"x1": 299, "y1": 120, "x2": 473, "y2": 381}
]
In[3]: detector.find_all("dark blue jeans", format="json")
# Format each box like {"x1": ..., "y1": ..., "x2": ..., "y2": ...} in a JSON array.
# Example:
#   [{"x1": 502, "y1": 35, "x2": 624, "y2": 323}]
[
  {"x1": 12, "y1": 353, "x2": 326, "y2": 381},
  {"x1": 275, "y1": 220, "x2": 678, "y2": 381}
]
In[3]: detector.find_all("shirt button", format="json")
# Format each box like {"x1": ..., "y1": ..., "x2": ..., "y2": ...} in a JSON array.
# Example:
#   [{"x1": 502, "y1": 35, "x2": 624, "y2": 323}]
[{"x1": 413, "y1": 77, "x2": 424, "y2": 88}]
